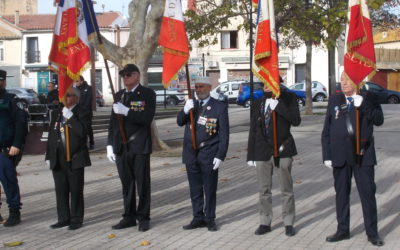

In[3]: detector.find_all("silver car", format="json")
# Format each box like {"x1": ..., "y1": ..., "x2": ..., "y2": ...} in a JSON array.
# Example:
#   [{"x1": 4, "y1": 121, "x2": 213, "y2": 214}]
[
  {"x1": 290, "y1": 81, "x2": 328, "y2": 102},
  {"x1": 6, "y1": 87, "x2": 41, "y2": 106}
]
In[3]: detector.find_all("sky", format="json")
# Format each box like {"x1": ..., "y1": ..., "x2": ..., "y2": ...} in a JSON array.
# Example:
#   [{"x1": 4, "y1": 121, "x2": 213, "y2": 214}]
[{"x1": 37, "y1": 0, "x2": 131, "y2": 16}]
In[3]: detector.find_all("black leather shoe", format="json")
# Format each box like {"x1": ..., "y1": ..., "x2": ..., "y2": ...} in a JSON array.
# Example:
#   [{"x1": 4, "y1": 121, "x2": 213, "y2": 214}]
[
  {"x1": 285, "y1": 226, "x2": 296, "y2": 236},
  {"x1": 112, "y1": 219, "x2": 137, "y2": 230},
  {"x1": 50, "y1": 221, "x2": 70, "y2": 229},
  {"x1": 255, "y1": 225, "x2": 271, "y2": 235},
  {"x1": 138, "y1": 220, "x2": 150, "y2": 232},
  {"x1": 182, "y1": 220, "x2": 206, "y2": 230},
  {"x1": 326, "y1": 232, "x2": 350, "y2": 242},
  {"x1": 68, "y1": 223, "x2": 82, "y2": 230},
  {"x1": 368, "y1": 235, "x2": 384, "y2": 246},
  {"x1": 206, "y1": 221, "x2": 218, "y2": 232}
]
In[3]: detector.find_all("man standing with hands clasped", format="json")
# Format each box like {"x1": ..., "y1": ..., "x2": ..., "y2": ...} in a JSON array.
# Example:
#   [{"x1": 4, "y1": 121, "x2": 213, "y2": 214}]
[
  {"x1": 46, "y1": 87, "x2": 91, "y2": 230},
  {"x1": 247, "y1": 83, "x2": 301, "y2": 237},
  {"x1": 322, "y1": 72, "x2": 384, "y2": 246},
  {"x1": 107, "y1": 64, "x2": 156, "y2": 232},
  {"x1": 177, "y1": 76, "x2": 229, "y2": 232}
]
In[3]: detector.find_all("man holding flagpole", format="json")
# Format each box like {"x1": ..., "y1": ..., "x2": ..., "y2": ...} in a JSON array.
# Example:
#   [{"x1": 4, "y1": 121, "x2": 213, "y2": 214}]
[
  {"x1": 247, "y1": 0, "x2": 300, "y2": 237},
  {"x1": 322, "y1": 0, "x2": 384, "y2": 246},
  {"x1": 106, "y1": 64, "x2": 156, "y2": 232}
]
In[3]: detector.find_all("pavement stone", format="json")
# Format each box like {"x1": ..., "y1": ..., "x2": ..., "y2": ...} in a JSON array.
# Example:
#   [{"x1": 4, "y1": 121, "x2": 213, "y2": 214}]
[{"x1": 0, "y1": 104, "x2": 399, "y2": 249}]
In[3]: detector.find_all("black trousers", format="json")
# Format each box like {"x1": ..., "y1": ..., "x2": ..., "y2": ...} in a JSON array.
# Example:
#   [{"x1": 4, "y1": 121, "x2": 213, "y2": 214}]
[
  {"x1": 116, "y1": 153, "x2": 150, "y2": 222},
  {"x1": 333, "y1": 164, "x2": 378, "y2": 237},
  {"x1": 52, "y1": 164, "x2": 85, "y2": 224},
  {"x1": 186, "y1": 163, "x2": 218, "y2": 222},
  {"x1": 88, "y1": 115, "x2": 94, "y2": 146}
]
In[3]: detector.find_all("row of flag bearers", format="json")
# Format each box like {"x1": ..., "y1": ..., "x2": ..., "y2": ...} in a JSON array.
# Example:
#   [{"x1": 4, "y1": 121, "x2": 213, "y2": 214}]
[{"x1": 0, "y1": 0, "x2": 384, "y2": 247}]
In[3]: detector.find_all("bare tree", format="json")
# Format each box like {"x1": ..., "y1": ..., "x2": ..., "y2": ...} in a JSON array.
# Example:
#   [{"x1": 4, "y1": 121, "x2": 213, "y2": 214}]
[{"x1": 91, "y1": 0, "x2": 169, "y2": 151}]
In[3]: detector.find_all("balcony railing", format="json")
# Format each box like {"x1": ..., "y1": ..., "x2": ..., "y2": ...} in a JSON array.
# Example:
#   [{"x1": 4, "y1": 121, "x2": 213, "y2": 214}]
[{"x1": 25, "y1": 50, "x2": 41, "y2": 63}]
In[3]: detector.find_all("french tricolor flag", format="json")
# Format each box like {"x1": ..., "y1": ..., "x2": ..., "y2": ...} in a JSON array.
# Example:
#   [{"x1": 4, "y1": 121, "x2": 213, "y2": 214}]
[{"x1": 49, "y1": 0, "x2": 96, "y2": 101}]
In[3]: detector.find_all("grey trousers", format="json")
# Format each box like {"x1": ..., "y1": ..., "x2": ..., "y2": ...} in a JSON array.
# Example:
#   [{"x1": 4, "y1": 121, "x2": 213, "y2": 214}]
[{"x1": 255, "y1": 157, "x2": 295, "y2": 226}]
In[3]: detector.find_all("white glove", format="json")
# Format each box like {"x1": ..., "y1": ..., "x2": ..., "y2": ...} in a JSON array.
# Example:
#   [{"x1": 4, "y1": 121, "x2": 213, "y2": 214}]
[
  {"x1": 247, "y1": 161, "x2": 256, "y2": 167},
  {"x1": 62, "y1": 107, "x2": 73, "y2": 120},
  {"x1": 46, "y1": 160, "x2": 50, "y2": 168},
  {"x1": 353, "y1": 95, "x2": 363, "y2": 107},
  {"x1": 324, "y1": 160, "x2": 332, "y2": 169},
  {"x1": 113, "y1": 102, "x2": 130, "y2": 116},
  {"x1": 213, "y1": 158, "x2": 222, "y2": 170},
  {"x1": 269, "y1": 99, "x2": 279, "y2": 110},
  {"x1": 184, "y1": 99, "x2": 194, "y2": 114},
  {"x1": 106, "y1": 145, "x2": 116, "y2": 163}
]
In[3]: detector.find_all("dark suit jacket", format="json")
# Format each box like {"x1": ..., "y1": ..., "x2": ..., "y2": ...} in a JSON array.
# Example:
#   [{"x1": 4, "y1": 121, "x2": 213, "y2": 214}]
[
  {"x1": 77, "y1": 82, "x2": 93, "y2": 113},
  {"x1": 107, "y1": 84, "x2": 156, "y2": 155},
  {"x1": 45, "y1": 105, "x2": 91, "y2": 169},
  {"x1": 247, "y1": 90, "x2": 301, "y2": 161},
  {"x1": 321, "y1": 92, "x2": 384, "y2": 167},
  {"x1": 46, "y1": 89, "x2": 59, "y2": 104},
  {"x1": 177, "y1": 97, "x2": 230, "y2": 165}
]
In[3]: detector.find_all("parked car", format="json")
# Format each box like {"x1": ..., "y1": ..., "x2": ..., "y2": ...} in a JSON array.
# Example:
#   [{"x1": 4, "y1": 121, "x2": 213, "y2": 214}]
[
  {"x1": 211, "y1": 80, "x2": 246, "y2": 103},
  {"x1": 290, "y1": 81, "x2": 328, "y2": 102},
  {"x1": 155, "y1": 88, "x2": 186, "y2": 105},
  {"x1": 236, "y1": 81, "x2": 306, "y2": 107},
  {"x1": 6, "y1": 87, "x2": 40, "y2": 107},
  {"x1": 336, "y1": 81, "x2": 400, "y2": 104},
  {"x1": 96, "y1": 89, "x2": 105, "y2": 107}
]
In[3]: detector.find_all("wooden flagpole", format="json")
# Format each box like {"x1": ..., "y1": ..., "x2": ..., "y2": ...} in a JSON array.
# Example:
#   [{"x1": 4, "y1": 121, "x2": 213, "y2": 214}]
[
  {"x1": 87, "y1": 2, "x2": 127, "y2": 146},
  {"x1": 185, "y1": 64, "x2": 197, "y2": 150}
]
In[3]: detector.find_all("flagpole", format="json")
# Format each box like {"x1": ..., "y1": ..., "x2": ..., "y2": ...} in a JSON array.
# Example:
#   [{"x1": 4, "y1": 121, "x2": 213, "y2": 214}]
[
  {"x1": 356, "y1": 87, "x2": 361, "y2": 161},
  {"x1": 185, "y1": 64, "x2": 197, "y2": 150},
  {"x1": 86, "y1": 1, "x2": 128, "y2": 146},
  {"x1": 65, "y1": 125, "x2": 71, "y2": 162},
  {"x1": 249, "y1": 0, "x2": 254, "y2": 110}
]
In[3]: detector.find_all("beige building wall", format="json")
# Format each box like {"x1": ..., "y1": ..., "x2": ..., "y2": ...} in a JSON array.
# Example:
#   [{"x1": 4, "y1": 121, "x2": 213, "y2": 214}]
[
  {"x1": 4, "y1": 39, "x2": 21, "y2": 65},
  {"x1": 0, "y1": 0, "x2": 37, "y2": 15}
]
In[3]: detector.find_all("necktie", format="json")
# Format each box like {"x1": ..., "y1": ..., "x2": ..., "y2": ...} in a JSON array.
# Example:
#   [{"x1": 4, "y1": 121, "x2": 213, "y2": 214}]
[
  {"x1": 124, "y1": 92, "x2": 133, "y2": 105},
  {"x1": 264, "y1": 104, "x2": 272, "y2": 135},
  {"x1": 347, "y1": 97, "x2": 353, "y2": 112}
]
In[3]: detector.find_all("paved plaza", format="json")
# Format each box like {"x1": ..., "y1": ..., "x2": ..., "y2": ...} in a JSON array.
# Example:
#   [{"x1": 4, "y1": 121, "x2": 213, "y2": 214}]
[{"x1": 0, "y1": 104, "x2": 399, "y2": 249}]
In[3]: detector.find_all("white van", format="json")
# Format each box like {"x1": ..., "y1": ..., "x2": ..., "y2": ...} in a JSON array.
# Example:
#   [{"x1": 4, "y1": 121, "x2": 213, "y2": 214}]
[{"x1": 210, "y1": 80, "x2": 246, "y2": 103}]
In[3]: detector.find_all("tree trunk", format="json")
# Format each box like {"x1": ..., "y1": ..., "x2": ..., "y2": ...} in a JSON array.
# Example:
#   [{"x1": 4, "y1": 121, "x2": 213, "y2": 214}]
[
  {"x1": 304, "y1": 41, "x2": 313, "y2": 115},
  {"x1": 91, "y1": 0, "x2": 169, "y2": 151},
  {"x1": 328, "y1": 47, "x2": 336, "y2": 96}
]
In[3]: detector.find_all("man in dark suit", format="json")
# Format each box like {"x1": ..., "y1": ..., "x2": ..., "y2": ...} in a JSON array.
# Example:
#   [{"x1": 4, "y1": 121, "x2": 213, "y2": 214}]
[
  {"x1": 0, "y1": 69, "x2": 28, "y2": 227},
  {"x1": 247, "y1": 84, "x2": 301, "y2": 236},
  {"x1": 45, "y1": 87, "x2": 91, "y2": 230},
  {"x1": 75, "y1": 76, "x2": 94, "y2": 149},
  {"x1": 322, "y1": 72, "x2": 384, "y2": 246},
  {"x1": 177, "y1": 76, "x2": 229, "y2": 232},
  {"x1": 46, "y1": 82, "x2": 59, "y2": 105},
  {"x1": 107, "y1": 64, "x2": 156, "y2": 232}
]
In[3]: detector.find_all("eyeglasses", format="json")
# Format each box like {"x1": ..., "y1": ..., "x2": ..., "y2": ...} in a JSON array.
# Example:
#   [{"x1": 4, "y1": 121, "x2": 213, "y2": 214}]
[
  {"x1": 195, "y1": 85, "x2": 207, "y2": 89},
  {"x1": 122, "y1": 72, "x2": 138, "y2": 78},
  {"x1": 66, "y1": 93, "x2": 77, "y2": 97}
]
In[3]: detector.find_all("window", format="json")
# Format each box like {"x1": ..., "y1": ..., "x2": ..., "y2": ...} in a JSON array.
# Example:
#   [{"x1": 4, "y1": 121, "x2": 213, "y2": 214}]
[
  {"x1": 220, "y1": 84, "x2": 229, "y2": 92},
  {"x1": 26, "y1": 37, "x2": 40, "y2": 63},
  {"x1": 0, "y1": 41, "x2": 4, "y2": 61},
  {"x1": 232, "y1": 84, "x2": 240, "y2": 91},
  {"x1": 221, "y1": 31, "x2": 238, "y2": 49},
  {"x1": 293, "y1": 83, "x2": 304, "y2": 90}
]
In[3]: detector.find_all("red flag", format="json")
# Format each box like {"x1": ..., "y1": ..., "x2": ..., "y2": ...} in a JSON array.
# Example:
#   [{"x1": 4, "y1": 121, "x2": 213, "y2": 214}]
[
  {"x1": 48, "y1": 0, "x2": 92, "y2": 101},
  {"x1": 252, "y1": 0, "x2": 258, "y2": 8},
  {"x1": 344, "y1": 0, "x2": 376, "y2": 86},
  {"x1": 159, "y1": 0, "x2": 189, "y2": 88},
  {"x1": 252, "y1": 0, "x2": 280, "y2": 97}
]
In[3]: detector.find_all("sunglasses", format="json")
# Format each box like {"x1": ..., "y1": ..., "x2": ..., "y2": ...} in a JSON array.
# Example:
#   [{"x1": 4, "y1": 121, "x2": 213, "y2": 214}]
[
  {"x1": 122, "y1": 72, "x2": 138, "y2": 78},
  {"x1": 66, "y1": 93, "x2": 77, "y2": 97}
]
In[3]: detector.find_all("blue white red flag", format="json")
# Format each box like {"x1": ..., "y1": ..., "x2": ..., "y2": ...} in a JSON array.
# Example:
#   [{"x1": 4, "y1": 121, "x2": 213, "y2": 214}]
[{"x1": 48, "y1": 0, "x2": 99, "y2": 101}]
